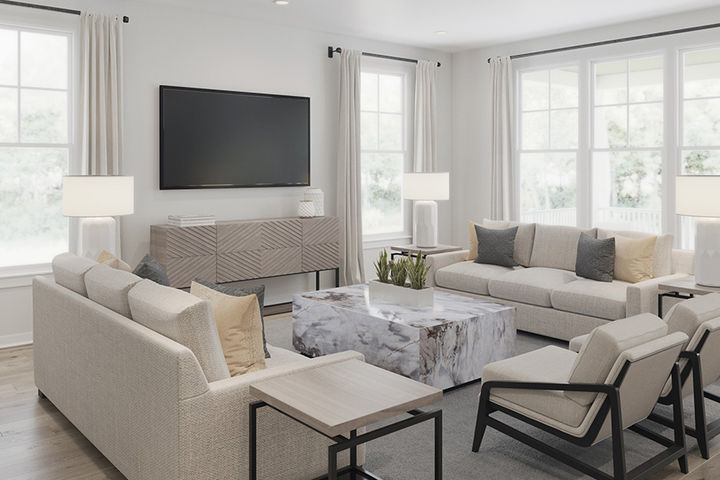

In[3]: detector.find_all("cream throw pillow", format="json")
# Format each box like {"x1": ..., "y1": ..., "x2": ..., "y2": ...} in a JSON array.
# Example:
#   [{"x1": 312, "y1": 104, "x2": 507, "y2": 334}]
[
  {"x1": 613, "y1": 235, "x2": 656, "y2": 283},
  {"x1": 190, "y1": 281, "x2": 266, "y2": 376},
  {"x1": 97, "y1": 250, "x2": 132, "y2": 272}
]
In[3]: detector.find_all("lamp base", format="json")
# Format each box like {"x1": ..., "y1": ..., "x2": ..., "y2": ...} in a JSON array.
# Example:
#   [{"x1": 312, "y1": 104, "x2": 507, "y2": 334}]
[
  {"x1": 695, "y1": 221, "x2": 720, "y2": 287},
  {"x1": 78, "y1": 217, "x2": 117, "y2": 260},
  {"x1": 413, "y1": 200, "x2": 438, "y2": 249}
]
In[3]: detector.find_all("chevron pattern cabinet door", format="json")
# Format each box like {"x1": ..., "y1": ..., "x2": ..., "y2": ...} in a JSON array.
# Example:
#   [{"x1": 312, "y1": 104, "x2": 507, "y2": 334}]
[
  {"x1": 302, "y1": 217, "x2": 340, "y2": 245},
  {"x1": 217, "y1": 222, "x2": 262, "y2": 253},
  {"x1": 303, "y1": 243, "x2": 340, "y2": 271},
  {"x1": 166, "y1": 255, "x2": 216, "y2": 288},
  {"x1": 165, "y1": 226, "x2": 216, "y2": 257},
  {"x1": 261, "y1": 219, "x2": 302, "y2": 249},
  {"x1": 262, "y1": 247, "x2": 302, "y2": 276},
  {"x1": 217, "y1": 251, "x2": 262, "y2": 282}
]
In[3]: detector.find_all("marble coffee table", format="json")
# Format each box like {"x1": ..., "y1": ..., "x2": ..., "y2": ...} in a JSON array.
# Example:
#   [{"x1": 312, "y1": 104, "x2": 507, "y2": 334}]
[{"x1": 292, "y1": 284, "x2": 516, "y2": 389}]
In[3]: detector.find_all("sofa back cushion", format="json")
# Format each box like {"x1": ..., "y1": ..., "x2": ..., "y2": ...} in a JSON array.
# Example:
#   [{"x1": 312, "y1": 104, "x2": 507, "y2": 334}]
[
  {"x1": 529, "y1": 225, "x2": 597, "y2": 271},
  {"x1": 598, "y1": 229, "x2": 673, "y2": 277},
  {"x1": 52, "y1": 252, "x2": 98, "y2": 296},
  {"x1": 85, "y1": 264, "x2": 142, "y2": 317},
  {"x1": 566, "y1": 313, "x2": 667, "y2": 406},
  {"x1": 128, "y1": 279, "x2": 230, "y2": 382},
  {"x1": 666, "y1": 293, "x2": 720, "y2": 350},
  {"x1": 467, "y1": 219, "x2": 535, "y2": 266}
]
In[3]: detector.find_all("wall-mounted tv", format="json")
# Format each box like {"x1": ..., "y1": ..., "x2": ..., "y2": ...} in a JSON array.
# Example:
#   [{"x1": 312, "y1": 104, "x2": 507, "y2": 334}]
[{"x1": 159, "y1": 85, "x2": 310, "y2": 189}]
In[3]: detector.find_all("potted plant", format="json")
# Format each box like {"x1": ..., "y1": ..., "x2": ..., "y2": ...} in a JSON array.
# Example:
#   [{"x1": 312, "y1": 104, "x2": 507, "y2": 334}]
[{"x1": 369, "y1": 251, "x2": 434, "y2": 308}]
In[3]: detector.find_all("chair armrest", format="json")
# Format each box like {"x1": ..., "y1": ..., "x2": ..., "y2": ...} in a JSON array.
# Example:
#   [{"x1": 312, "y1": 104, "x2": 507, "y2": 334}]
[
  {"x1": 424, "y1": 250, "x2": 470, "y2": 287},
  {"x1": 626, "y1": 273, "x2": 687, "y2": 316},
  {"x1": 569, "y1": 334, "x2": 589, "y2": 353},
  {"x1": 482, "y1": 380, "x2": 615, "y2": 396}
]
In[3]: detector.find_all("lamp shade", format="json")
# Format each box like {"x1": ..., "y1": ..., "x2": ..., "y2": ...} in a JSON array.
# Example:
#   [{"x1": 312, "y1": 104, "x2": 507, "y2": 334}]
[
  {"x1": 63, "y1": 176, "x2": 134, "y2": 217},
  {"x1": 403, "y1": 172, "x2": 449, "y2": 201},
  {"x1": 676, "y1": 176, "x2": 720, "y2": 217}
]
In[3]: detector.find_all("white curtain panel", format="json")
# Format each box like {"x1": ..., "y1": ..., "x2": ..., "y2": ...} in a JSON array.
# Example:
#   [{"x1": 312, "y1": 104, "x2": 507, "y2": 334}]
[
  {"x1": 413, "y1": 60, "x2": 438, "y2": 172},
  {"x1": 489, "y1": 56, "x2": 515, "y2": 221},
  {"x1": 80, "y1": 13, "x2": 125, "y2": 255},
  {"x1": 337, "y1": 49, "x2": 365, "y2": 285}
]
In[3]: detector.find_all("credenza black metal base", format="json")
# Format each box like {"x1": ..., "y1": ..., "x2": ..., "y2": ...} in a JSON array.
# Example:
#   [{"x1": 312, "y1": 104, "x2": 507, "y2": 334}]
[{"x1": 249, "y1": 401, "x2": 443, "y2": 480}]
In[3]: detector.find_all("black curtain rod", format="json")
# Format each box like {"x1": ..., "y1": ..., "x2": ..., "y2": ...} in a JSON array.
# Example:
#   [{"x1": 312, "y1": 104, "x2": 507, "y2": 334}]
[
  {"x1": 328, "y1": 47, "x2": 441, "y2": 67},
  {"x1": 486, "y1": 21, "x2": 720, "y2": 63},
  {"x1": 0, "y1": 0, "x2": 129, "y2": 23}
]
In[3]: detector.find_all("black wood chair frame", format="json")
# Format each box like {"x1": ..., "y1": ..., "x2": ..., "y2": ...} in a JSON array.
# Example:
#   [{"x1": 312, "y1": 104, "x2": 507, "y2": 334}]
[{"x1": 472, "y1": 362, "x2": 688, "y2": 480}]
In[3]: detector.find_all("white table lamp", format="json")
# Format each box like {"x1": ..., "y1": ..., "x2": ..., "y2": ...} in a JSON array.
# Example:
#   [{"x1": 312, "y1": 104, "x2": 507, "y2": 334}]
[
  {"x1": 403, "y1": 172, "x2": 449, "y2": 248},
  {"x1": 63, "y1": 176, "x2": 134, "y2": 259},
  {"x1": 676, "y1": 175, "x2": 720, "y2": 287}
]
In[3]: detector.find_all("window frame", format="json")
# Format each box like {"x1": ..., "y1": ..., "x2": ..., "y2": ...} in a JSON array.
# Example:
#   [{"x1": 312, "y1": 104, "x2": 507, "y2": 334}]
[{"x1": 359, "y1": 58, "x2": 414, "y2": 244}]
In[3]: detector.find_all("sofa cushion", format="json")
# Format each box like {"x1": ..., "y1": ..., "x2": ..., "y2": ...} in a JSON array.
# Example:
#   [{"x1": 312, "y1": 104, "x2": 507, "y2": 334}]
[
  {"x1": 474, "y1": 225, "x2": 518, "y2": 267},
  {"x1": 575, "y1": 233, "x2": 615, "y2": 282},
  {"x1": 665, "y1": 292, "x2": 720, "y2": 350},
  {"x1": 435, "y1": 261, "x2": 518, "y2": 296},
  {"x1": 598, "y1": 229, "x2": 673, "y2": 277},
  {"x1": 133, "y1": 254, "x2": 170, "y2": 286},
  {"x1": 128, "y1": 279, "x2": 230, "y2": 382},
  {"x1": 85, "y1": 264, "x2": 142, "y2": 317},
  {"x1": 566, "y1": 313, "x2": 667, "y2": 406},
  {"x1": 613, "y1": 235, "x2": 656, "y2": 283},
  {"x1": 467, "y1": 219, "x2": 536, "y2": 267},
  {"x1": 488, "y1": 267, "x2": 577, "y2": 307},
  {"x1": 530, "y1": 225, "x2": 597, "y2": 271},
  {"x1": 551, "y1": 279, "x2": 628, "y2": 320},
  {"x1": 52, "y1": 252, "x2": 98, "y2": 296},
  {"x1": 483, "y1": 346, "x2": 590, "y2": 429}
]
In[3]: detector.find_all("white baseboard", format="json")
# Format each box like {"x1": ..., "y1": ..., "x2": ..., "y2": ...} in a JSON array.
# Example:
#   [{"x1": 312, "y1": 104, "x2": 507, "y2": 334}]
[{"x1": 0, "y1": 332, "x2": 32, "y2": 349}]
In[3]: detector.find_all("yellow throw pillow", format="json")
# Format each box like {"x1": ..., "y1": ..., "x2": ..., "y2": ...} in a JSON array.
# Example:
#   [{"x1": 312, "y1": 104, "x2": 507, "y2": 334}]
[
  {"x1": 613, "y1": 235, "x2": 656, "y2": 283},
  {"x1": 466, "y1": 219, "x2": 510, "y2": 260},
  {"x1": 97, "y1": 250, "x2": 132, "y2": 272},
  {"x1": 190, "y1": 281, "x2": 266, "y2": 376}
]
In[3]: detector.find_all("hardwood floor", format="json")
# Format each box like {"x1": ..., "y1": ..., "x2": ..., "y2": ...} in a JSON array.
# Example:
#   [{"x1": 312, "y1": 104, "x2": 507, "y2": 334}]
[{"x1": 2, "y1": 342, "x2": 720, "y2": 479}]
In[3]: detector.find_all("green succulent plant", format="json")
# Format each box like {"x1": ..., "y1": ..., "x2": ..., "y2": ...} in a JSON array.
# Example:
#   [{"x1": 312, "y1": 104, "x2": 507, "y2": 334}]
[
  {"x1": 407, "y1": 253, "x2": 430, "y2": 290},
  {"x1": 389, "y1": 257, "x2": 409, "y2": 287},
  {"x1": 373, "y1": 249, "x2": 391, "y2": 283}
]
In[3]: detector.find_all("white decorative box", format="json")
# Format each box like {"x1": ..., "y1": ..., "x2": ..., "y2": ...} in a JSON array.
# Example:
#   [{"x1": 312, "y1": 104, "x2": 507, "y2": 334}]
[{"x1": 368, "y1": 280, "x2": 434, "y2": 308}]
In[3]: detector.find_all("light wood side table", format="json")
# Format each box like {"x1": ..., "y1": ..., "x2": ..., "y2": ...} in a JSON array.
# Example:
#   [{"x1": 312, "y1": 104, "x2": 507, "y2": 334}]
[
  {"x1": 249, "y1": 359, "x2": 443, "y2": 480},
  {"x1": 657, "y1": 275, "x2": 720, "y2": 317}
]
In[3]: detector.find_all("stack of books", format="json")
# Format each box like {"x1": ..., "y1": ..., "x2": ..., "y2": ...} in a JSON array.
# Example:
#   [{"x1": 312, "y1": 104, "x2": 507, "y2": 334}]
[{"x1": 167, "y1": 214, "x2": 216, "y2": 227}]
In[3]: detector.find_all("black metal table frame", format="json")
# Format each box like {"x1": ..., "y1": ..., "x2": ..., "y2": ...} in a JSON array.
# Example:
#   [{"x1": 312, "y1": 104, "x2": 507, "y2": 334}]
[
  {"x1": 657, "y1": 291, "x2": 694, "y2": 318},
  {"x1": 249, "y1": 401, "x2": 442, "y2": 480}
]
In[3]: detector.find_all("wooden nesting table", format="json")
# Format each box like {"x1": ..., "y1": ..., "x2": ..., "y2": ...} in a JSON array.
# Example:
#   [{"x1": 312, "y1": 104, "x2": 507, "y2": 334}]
[{"x1": 249, "y1": 359, "x2": 443, "y2": 479}]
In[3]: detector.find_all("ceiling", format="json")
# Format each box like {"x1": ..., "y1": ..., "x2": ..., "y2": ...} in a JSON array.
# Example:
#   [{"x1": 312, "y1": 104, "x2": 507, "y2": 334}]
[{"x1": 146, "y1": 0, "x2": 720, "y2": 52}]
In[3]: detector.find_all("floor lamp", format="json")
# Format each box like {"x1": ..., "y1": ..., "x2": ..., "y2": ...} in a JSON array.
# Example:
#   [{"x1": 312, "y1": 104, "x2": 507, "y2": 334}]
[
  {"x1": 63, "y1": 176, "x2": 134, "y2": 259},
  {"x1": 403, "y1": 172, "x2": 450, "y2": 249},
  {"x1": 676, "y1": 175, "x2": 720, "y2": 287}
]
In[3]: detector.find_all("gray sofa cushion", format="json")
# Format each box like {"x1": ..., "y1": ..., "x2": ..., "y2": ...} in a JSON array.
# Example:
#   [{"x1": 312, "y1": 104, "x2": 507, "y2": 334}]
[
  {"x1": 128, "y1": 279, "x2": 230, "y2": 382},
  {"x1": 598, "y1": 229, "x2": 673, "y2": 277},
  {"x1": 52, "y1": 252, "x2": 98, "y2": 296},
  {"x1": 474, "y1": 225, "x2": 518, "y2": 267},
  {"x1": 85, "y1": 264, "x2": 143, "y2": 317},
  {"x1": 530, "y1": 225, "x2": 597, "y2": 271},
  {"x1": 476, "y1": 219, "x2": 536, "y2": 267},
  {"x1": 575, "y1": 233, "x2": 615, "y2": 282},
  {"x1": 133, "y1": 254, "x2": 170, "y2": 286},
  {"x1": 488, "y1": 267, "x2": 577, "y2": 307},
  {"x1": 550, "y1": 279, "x2": 628, "y2": 320},
  {"x1": 435, "y1": 261, "x2": 519, "y2": 296}
]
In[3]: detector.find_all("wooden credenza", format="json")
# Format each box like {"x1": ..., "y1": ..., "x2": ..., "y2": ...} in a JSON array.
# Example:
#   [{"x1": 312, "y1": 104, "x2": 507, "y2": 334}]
[{"x1": 150, "y1": 216, "x2": 340, "y2": 288}]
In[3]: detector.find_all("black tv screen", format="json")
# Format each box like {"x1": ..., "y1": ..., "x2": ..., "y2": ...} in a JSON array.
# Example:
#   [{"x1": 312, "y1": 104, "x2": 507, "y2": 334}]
[{"x1": 159, "y1": 85, "x2": 310, "y2": 189}]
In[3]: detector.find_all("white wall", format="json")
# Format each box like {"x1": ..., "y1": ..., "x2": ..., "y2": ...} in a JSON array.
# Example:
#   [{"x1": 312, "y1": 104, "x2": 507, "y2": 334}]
[
  {"x1": 0, "y1": 0, "x2": 453, "y2": 347},
  {"x1": 451, "y1": 5, "x2": 720, "y2": 248}
]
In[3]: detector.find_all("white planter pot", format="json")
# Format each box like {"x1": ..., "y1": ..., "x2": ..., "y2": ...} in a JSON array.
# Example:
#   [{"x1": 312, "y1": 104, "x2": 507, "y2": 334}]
[{"x1": 368, "y1": 280, "x2": 434, "y2": 308}]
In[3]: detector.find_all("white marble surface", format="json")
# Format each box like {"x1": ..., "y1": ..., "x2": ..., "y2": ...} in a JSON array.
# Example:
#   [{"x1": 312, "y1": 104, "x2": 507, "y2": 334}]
[{"x1": 292, "y1": 284, "x2": 516, "y2": 389}]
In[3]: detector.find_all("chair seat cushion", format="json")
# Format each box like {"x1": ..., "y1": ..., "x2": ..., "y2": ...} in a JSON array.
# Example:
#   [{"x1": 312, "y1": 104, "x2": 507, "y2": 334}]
[
  {"x1": 550, "y1": 279, "x2": 629, "y2": 320},
  {"x1": 483, "y1": 346, "x2": 590, "y2": 429},
  {"x1": 435, "y1": 261, "x2": 518, "y2": 296},
  {"x1": 488, "y1": 267, "x2": 577, "y2": 307}
]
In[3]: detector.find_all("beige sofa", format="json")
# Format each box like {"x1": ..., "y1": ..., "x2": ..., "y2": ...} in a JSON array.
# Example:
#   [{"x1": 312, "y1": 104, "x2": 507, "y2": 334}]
[
  {"x1": 33, "y1": 253, "x2": 363, "y2": 480},
  {"x1": 426, "y1": 223, "x2": 695, "y2": 341}
]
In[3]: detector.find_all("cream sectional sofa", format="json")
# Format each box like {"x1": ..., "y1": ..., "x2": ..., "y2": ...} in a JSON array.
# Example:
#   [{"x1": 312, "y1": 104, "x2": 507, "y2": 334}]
[
  {"x1": 426, "y1": 223, "x2": 695, "y2": 341},
  {"x1": 34, "y1": 253, "x2": 363, "y2": 480}
]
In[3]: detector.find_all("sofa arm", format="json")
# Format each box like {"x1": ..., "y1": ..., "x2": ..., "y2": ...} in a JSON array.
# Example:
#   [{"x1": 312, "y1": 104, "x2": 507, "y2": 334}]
[
  {"x1": 179, "y1": 350, "x2": 365, "y2": 480},
  {"x1": 425, "y1": 250, "x2": 470, "y2": 287},
  {"x1": 626, "y1": 273, "x2": 687, "y2": 316}
]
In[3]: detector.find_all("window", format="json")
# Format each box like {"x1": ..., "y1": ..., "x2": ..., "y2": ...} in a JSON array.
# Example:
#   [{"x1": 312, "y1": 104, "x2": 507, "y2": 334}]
[
  {"x1": 518, "y1": 67, "x2": 578, "y2": 226},
  {"x1": 680, "y1": 47, "x2": 720, "y2": 248},
  {"x1": 0, "y1": 26, "x2": 71, "y2": 268},
  {"x1": 592, "y1": 56, "x2": 664, "y2": 234},
  {"x1": 360, "y1": 66, "x2": 411, "y2": 238}
]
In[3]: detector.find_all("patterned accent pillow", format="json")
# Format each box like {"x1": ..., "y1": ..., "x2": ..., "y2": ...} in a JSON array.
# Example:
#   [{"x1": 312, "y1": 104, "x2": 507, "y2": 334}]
[
  {"x1": 132, "y1": 254, "x2": 170, "y2": 286},
  {"x1": 575, "y1": 233, "x2": 615, "y2": 282},
  {"x1": 474, "y1": 225, "x2": 518, "y2": 267}
]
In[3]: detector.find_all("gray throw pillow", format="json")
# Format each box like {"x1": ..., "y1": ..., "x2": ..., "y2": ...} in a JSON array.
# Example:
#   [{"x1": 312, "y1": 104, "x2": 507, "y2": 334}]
[
  {"x1": 193, "y1": 279, "x2": 271, "y2": 359},
  {"x1": 575, "y1": 233, "x2": 615, "y2": 282},
  {"x1": 133, "y1": 254, "x2": 170, "y2": 286},
  {"x1": 474, "y1": 225, "x2": 518, "y2": 267}
]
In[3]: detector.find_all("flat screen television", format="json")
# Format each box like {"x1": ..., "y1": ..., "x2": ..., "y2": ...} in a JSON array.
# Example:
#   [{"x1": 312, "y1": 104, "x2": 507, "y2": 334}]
[{"x1": 159, "y1": 85, "x2": 310, "y2": 189}]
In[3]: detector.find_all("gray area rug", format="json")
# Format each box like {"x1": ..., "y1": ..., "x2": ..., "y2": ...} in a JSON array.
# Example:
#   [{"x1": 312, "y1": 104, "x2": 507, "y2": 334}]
[{"x1": 265, "y1": 315, "x2": 718, "y2": 480}]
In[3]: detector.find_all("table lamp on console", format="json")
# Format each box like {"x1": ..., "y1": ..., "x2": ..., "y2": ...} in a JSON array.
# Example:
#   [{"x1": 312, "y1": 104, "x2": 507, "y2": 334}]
[
  {"x1": 62, "y1": 175, "x2": 134, "y2": 259},
  {"x1": 403, "y1": 172, "x2": 450, "y2": 249},
  {"x1": 676, "y1": 175, "x2": 720, "y2": 287}
]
